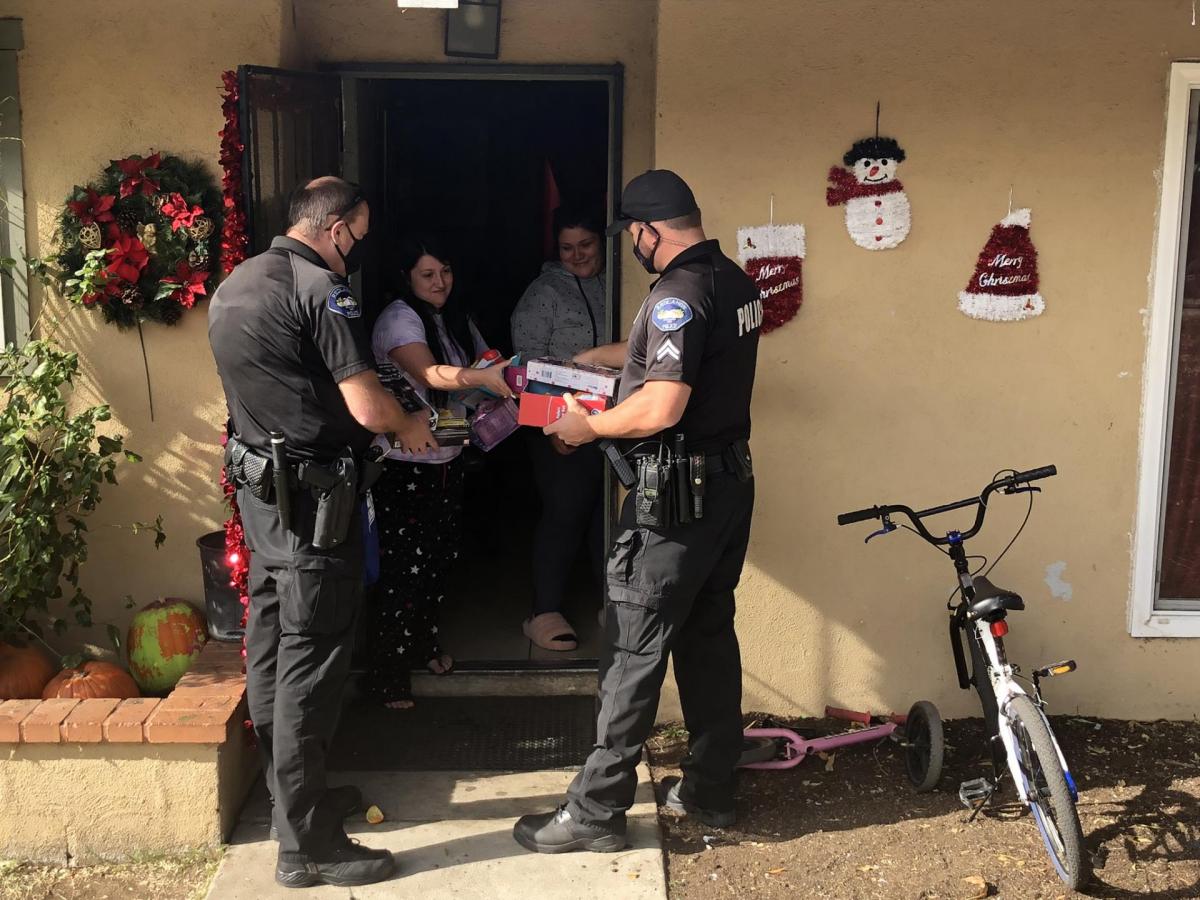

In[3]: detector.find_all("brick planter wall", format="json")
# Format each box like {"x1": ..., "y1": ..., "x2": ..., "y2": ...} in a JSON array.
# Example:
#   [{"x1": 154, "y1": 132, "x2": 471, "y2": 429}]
[{"x1": 0, "y1": 642, "x2": 258, "y2": 863}]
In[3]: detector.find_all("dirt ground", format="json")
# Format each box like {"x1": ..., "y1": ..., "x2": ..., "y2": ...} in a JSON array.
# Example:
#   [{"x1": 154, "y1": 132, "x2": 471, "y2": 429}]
[
  {"x1": 648, "y1": 716, "x2": 1200, "y2": 900},
  {"x1": 0, "y1": 849, "x2": 221, "y2": 900}
]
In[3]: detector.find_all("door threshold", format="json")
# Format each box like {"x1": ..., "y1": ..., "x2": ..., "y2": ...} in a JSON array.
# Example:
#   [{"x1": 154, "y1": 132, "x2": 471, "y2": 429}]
[{"x1": 410, "y1": 664, "x2": 598, "y2": 698}]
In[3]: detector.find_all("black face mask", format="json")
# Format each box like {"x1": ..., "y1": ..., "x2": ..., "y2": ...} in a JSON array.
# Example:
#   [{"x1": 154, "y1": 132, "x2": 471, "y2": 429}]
[
  {"x1": 632, "y1": 224, "x2": 660, "y2": 275},
  {"x1": 334, "y1": 223, "x2": 365, "y2": 275}
]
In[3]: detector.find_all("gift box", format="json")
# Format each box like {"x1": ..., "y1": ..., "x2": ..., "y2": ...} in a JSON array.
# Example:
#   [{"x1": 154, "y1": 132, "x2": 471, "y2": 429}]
[
  {"x1": 525, "y1": 358, "x2": 620, "y2": 398},
  {"x1": 517, "y1": 392, "x2": 608, "y2": 428},
  {"x1": 470, "y1": 397, "x2": 519, "y2": 452}
]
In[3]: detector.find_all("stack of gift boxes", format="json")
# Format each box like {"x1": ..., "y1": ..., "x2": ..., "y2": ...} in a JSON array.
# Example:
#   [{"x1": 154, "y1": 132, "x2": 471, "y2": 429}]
[{"x1": 509, "y1": 358, "x2": 621, "y2": 427}]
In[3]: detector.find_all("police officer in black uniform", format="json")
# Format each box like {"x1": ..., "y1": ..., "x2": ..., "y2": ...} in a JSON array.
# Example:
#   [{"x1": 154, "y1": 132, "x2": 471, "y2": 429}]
[
  {"x1": 513, "y1": 170, "x2": 762, "y2": 853},
  {"x1": 208, "y1": 177, "x2": 433, "y2": 888}
]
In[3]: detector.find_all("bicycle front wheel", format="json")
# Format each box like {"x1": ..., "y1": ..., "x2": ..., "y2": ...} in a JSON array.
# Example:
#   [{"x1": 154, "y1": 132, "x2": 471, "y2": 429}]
[{"x1": 1007, "y1": 694, "x2": 1089, "y2": 890}]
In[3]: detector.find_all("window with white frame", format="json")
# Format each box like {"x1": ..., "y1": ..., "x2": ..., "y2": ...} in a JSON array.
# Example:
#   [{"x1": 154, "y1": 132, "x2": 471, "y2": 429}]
[
  {"x1": 1133, "y1": 62, "x2": 1200, "y2": 638},
  {"x1": 0, "y1": 17, "x2": 29, "y2": 349}
]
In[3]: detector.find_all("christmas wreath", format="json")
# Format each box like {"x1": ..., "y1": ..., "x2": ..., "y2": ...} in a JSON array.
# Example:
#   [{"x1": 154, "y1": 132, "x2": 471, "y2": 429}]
[{"x1": 54, "y1": 152, "x2": 221, "y2": 328}]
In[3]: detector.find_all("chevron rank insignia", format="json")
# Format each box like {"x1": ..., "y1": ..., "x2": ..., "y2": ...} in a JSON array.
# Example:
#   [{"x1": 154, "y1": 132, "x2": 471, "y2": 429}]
[{"x1": 655, "y1": 339, "x2": 681, "y2": 362}]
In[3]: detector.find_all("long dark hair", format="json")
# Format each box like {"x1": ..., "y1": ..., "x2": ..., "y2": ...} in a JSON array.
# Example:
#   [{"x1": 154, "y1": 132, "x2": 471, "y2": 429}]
[{"x1": 390, "y1": 233, "x2": 475, "y2": 368}]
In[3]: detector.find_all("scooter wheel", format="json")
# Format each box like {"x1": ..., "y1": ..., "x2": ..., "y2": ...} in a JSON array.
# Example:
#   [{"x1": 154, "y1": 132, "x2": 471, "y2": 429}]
[{"x1": 904, "y1": 700, "x2": 944, "y2": 792}]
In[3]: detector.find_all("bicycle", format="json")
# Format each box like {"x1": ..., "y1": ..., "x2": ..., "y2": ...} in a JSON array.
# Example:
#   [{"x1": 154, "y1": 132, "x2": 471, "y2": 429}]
[{"x1": 837, "y1": 465, "x2": 1090, "y2": 890}]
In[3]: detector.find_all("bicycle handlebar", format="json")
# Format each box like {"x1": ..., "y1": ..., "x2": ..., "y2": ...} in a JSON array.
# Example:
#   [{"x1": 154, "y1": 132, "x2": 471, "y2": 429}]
[{"x1": 836, "y1": 465, "x2": 1057, "y2": 545}]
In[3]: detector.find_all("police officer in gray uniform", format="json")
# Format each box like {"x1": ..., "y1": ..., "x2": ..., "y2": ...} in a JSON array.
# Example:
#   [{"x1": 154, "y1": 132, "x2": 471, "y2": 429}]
[
  {"x1": 513, "y1": 170, "x2": 762, "y2": 853},
  {"x1": 209, "y1": 177, "x2": 432, "y2": 888}
]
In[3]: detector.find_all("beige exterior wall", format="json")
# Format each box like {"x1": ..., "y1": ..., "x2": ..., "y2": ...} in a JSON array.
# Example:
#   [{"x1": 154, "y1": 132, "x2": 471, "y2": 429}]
[
  {"x1": 654, "y1": 0, "x2": 1200, "y2": 720},
  {"x1": 8, "y1": 0, "x2": 655, "y2": 656},
  {"x1": 9, "y1": 0, "x2": 1199, "y2": 720},
  {"x1": 9, "y1": 0, "x2": 295, "y2": 654}
]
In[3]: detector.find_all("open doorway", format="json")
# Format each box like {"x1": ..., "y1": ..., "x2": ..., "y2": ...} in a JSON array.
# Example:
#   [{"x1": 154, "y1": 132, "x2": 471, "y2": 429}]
[{"x1": 352, "y1": 72, "x2": 619, "y2": 669}]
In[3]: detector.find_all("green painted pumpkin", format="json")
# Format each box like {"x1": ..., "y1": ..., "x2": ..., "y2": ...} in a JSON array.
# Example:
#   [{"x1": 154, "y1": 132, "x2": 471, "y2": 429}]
[{"x1": 126, "y1": 598, "x2": 208, "y2": 693}]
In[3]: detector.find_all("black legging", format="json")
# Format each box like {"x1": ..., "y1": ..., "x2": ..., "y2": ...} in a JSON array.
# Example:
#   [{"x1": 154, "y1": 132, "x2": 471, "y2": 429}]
[{"x1": 527, "y1": 433, "x2": 605, "y2": 617}]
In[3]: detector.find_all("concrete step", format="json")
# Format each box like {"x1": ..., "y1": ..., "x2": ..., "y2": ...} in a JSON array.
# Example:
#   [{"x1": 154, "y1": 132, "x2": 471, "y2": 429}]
[{"x1": 410, "y1": 667, "x2": 597, "y2": 698}]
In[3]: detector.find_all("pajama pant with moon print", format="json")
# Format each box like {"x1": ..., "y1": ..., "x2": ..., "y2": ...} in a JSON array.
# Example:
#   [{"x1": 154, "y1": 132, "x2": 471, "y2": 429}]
[{"x1": 362, "y1": 457, "x2": 464, "y2": 703}]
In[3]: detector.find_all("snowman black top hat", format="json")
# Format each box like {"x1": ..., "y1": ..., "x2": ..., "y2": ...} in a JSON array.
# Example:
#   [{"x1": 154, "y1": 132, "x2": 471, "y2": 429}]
[{"x1": 843, "y1": 136, "x2": 907, "y2": 166}]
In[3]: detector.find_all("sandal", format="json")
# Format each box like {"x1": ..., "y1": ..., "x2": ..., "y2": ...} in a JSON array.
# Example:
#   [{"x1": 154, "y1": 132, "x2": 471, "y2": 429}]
[{"x1": 523, "y1": 612, "x2": 579, "y2": 652}]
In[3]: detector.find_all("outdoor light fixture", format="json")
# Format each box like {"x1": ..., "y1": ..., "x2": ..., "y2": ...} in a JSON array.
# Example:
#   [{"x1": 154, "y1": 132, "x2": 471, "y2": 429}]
[
  {"x1": 398, "y1": 1, "x2": 459, "y2": 8},
  {"x1": 444, "y1": 0, "x2": 501, "y2": 59}
]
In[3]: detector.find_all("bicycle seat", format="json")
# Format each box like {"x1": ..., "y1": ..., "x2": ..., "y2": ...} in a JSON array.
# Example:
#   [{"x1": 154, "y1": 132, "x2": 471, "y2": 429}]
[{"x1": 966, "y1": 576, "x2": 1025, "y2": 620}]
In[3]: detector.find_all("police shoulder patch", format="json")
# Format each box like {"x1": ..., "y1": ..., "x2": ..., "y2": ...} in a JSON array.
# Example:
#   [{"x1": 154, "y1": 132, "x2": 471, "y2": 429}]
[
  {"x1": 650, "y1": 297, "x2": 693, "y2": 332},
  {"x1": 327, "y1": 285, "x2": 361, "y2": 319}
]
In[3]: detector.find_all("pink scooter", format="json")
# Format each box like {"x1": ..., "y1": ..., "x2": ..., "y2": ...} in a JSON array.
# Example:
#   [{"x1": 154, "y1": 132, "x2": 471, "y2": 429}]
[{"x1": 739, "y1": 701, "x2": 944, "y2": 792}]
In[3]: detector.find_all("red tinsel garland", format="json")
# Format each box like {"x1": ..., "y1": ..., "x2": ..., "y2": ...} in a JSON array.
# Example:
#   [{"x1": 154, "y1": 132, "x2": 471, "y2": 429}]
[
  {"x1": 219, "y1": 433, "x2": 251, "y2": 664},
  {"x1": 218, "y1": 71, "x2": 251, "y2": 676},
  {"x1": 219, "y1": 70, "x2": 249, "y2": 275}
]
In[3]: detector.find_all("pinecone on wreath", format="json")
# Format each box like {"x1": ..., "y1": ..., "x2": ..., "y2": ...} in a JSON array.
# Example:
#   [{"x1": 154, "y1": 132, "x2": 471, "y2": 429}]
[
  {"x1": 116, "y1": 207, "x2": 140, "y2": 234},
  {"x1": 120, "y1": 285, "x2": 144, "y2": 307}
]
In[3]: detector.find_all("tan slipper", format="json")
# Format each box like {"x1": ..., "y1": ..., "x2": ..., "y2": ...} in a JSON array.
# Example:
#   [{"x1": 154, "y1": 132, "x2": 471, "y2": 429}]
[{"x1": 523, "y1": 612, "x2": 579, "y2": 652}]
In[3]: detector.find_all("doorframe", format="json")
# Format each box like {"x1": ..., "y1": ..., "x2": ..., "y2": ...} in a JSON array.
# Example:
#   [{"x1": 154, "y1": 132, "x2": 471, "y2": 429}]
[
  {"x1": 335, "y1": 63, "x2": 624, "y2": 668},
  {"x1": 332, "y1": 62, "x2": 623, "y2": 350},
  {"x1": 1131, "y1": 61, "x2": 1200, "y2": 638}
]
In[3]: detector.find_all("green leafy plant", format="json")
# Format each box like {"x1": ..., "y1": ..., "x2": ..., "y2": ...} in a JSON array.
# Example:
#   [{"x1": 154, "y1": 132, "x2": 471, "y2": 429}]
[{"x1": 0, "y1": 334, "x2": 164, "y2": 652}]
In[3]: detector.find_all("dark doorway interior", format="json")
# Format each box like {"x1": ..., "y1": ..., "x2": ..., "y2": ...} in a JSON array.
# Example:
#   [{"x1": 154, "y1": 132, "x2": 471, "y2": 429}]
[{"x1": 360, "y1": 77, "x2": 612, "y2": 667}]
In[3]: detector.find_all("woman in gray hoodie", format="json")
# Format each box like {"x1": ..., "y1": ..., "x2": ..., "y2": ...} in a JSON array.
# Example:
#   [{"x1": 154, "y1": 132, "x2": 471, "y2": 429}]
[{"x1": 511, "y1": 206, "x2": 607, "y2": 650}]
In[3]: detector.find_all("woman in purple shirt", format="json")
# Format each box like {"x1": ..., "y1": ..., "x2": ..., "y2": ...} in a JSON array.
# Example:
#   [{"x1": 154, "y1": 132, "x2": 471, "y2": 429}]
[{"x1": 363, "y1": 233, "x2": 511, "y2": 708}]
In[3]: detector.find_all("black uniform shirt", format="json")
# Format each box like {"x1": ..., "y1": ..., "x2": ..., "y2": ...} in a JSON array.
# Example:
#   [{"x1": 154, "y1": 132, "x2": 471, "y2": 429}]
[
  {"x1": 208, "y1": 236, "x2": 374, "y2": 461},
  {"x1": 618, "y1": 239, "x2": 762, "y2": 453}
]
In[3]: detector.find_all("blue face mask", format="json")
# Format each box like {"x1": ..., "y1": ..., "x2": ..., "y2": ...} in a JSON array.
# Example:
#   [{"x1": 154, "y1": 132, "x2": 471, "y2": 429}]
[{"x1": 632, "y1": 224, "x2": 661, "y2": 275}]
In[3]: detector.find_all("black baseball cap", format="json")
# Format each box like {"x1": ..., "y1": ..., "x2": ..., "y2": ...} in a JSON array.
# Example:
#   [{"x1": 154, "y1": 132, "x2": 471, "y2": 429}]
[{"x1": 607, "y1": 169, "x2": 699, "y2": 235}]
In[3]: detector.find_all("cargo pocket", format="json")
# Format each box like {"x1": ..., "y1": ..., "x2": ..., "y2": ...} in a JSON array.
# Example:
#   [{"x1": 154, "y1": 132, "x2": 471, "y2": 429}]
[
  {"x1": 606, "y1": 529, "x2": 645, "y2": 595},
  {"x1": 277, "y1": 559, "x2": 361, "y2": 636},
  {"x1": 605, "y1": 529, "x2": 662, "y2": 655}
]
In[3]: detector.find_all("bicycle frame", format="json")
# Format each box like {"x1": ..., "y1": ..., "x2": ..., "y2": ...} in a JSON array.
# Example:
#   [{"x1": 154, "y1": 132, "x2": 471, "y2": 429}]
[{"x1": 948, "y1": 538, "x2": 1076, "y2": 804}]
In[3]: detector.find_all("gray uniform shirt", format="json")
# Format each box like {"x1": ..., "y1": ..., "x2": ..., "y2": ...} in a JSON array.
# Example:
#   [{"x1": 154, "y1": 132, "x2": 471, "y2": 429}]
[{"x1": 510, "y1": 262, "x2": 606, "y2": 360}]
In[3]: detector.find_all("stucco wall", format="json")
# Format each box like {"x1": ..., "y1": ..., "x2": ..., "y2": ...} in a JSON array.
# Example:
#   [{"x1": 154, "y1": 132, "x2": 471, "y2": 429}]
[
  {"x1": 653, "y1": 0, "x2": 1200, "y2": 720},
  {"x1": 0, "y1": 743, "x2": 221, "y2": 863},
  {"x1": 9, "y1": 0, "x2": 293, "y2": 654}
]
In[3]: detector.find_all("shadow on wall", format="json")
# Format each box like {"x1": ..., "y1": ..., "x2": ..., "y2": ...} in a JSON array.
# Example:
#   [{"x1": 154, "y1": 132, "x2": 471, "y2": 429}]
[{"x1": 48, "y1": 297, "x2": 227, "y2": 641}]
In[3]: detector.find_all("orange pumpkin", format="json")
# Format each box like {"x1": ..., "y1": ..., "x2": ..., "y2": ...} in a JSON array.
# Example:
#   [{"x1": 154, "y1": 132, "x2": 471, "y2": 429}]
[
  {"x1": 42, "y1": 661, "x2": 141, "y2": 700},
  {"x1": 0, "y1": 641, "x2": 57, "y2": 700}
]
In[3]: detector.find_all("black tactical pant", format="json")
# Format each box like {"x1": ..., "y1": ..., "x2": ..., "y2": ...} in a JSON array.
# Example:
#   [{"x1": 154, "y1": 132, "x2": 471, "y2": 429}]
[
  {"x1": 567, "y1": 471, "x2": 754, "y2": 825},
  {"x1": 239, "y1": 484, "x2": 363, "y2": 859}
]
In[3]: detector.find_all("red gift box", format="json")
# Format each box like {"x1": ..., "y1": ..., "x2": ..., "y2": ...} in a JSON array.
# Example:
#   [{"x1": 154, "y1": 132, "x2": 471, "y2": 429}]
[{"x1": 516, "y1": 392, "x2": 608, "y2": 428}]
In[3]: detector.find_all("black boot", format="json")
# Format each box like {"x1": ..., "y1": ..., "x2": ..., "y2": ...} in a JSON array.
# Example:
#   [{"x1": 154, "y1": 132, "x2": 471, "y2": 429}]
[
  {"x1": 663, "y1": 777, "x2": 737, "y2": 827},
  {"x1": 270, "y1": 784, "x2": 363, "y2": 842},
  {"x1": 512, "y1": 805, "x2": 626, "y2": 854},
  {"x1": 275, "y1": 836, "x2": 396, "y2": 889}
]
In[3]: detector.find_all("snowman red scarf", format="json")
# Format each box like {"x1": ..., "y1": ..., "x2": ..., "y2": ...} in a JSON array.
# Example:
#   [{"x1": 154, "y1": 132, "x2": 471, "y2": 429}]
[{"x1": 825, "y1": 166, "x2": 905, "y2": 206}]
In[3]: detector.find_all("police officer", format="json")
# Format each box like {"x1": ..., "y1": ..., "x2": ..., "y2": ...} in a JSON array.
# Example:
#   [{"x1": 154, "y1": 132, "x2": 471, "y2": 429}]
[
  {"x1": 209, "y1": 177, "x2": 433, "y2": 888},
  {"x1": 513, "y1": 170, "x2": 761, "y2": 853}
]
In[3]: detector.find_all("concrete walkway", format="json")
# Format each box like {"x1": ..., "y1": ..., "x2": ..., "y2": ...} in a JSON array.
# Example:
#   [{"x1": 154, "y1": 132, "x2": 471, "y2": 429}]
[{"x1": 205, "y1": 767, "x2": 666, "y2": 900}]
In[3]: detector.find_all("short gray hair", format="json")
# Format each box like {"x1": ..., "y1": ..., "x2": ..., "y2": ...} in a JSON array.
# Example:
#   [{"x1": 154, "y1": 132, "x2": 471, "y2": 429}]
[{"x1": 287, "y1": 177, "x2": 364, "y2": 238}]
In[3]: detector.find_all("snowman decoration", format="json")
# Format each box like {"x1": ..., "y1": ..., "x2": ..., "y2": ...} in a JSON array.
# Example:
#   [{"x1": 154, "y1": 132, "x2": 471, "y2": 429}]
[{"x1": 825, "y1": 137, "x2": 911, "y2": 250}]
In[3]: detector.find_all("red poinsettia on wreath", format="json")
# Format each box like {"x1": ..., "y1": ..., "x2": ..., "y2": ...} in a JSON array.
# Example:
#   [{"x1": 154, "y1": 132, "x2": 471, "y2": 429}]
[
  {"x1": 160, "y1": 260, "x2": 211, "y2": 309},
  {"x1": 116, "y1": 152, "x2": 162, "y2": 198},
  {"x1": 104, "y1": 231, "x2": 150, "y2": 283},
  {"x1": 66, "y1": 188, "x2": 115, "y2": 225},
  {"x1": 161, "y1": 192, "x2": 205, "y2": 232}
]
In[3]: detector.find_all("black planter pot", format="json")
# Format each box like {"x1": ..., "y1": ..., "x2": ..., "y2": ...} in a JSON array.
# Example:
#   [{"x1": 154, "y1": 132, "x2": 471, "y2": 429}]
[{"x1": 196, "y1": 530, "x2": 244, "y2": 642}]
